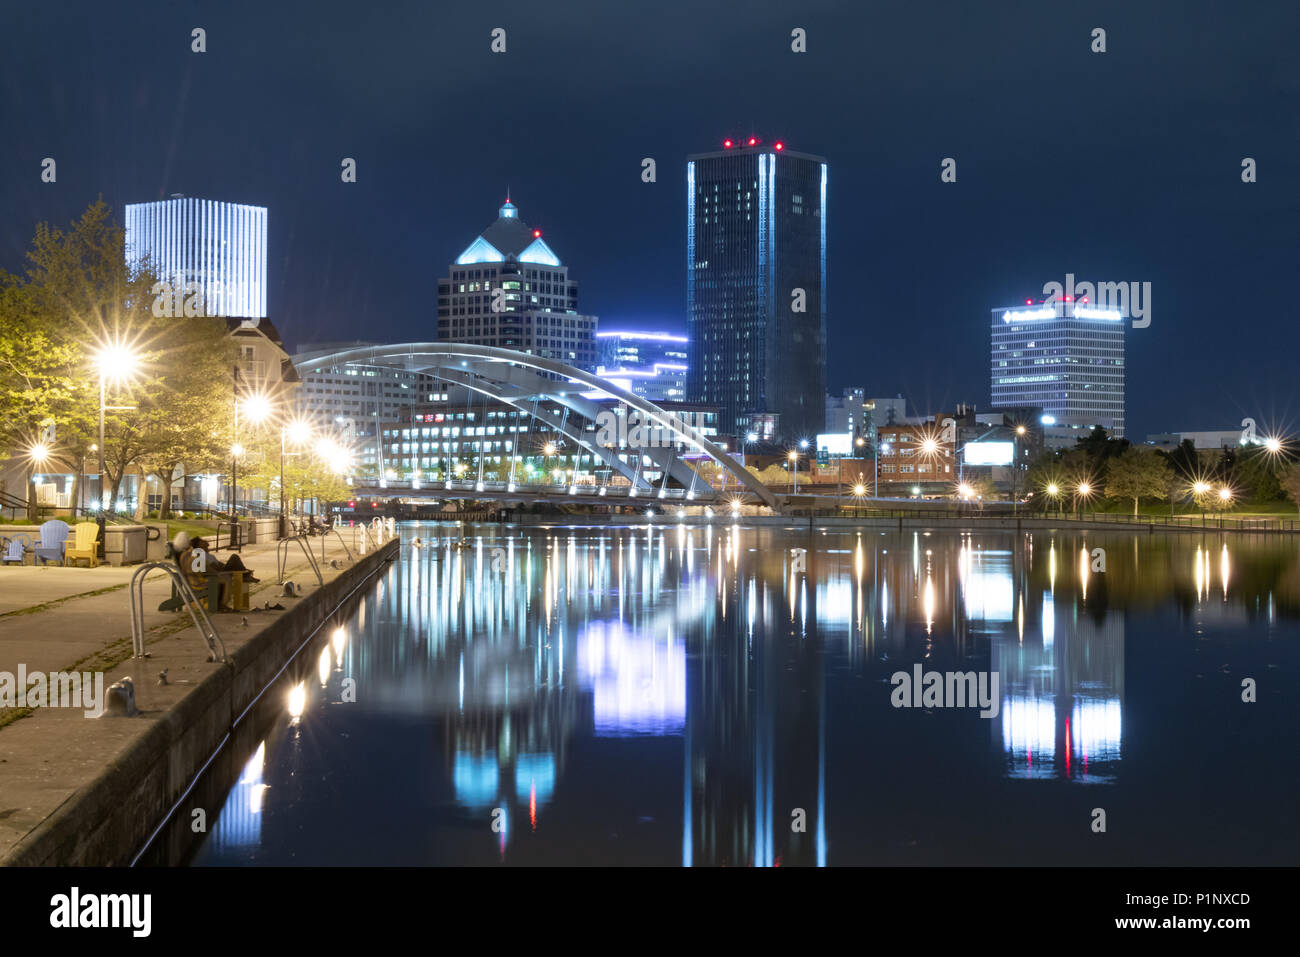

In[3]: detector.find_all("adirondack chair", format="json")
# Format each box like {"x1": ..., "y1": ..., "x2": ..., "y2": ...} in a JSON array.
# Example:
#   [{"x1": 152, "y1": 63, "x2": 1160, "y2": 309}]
[
  {"x1": 31, "y1": 520, "x2": 70, "y2": 566},
  {"x1": 1, "y1": 535, "x2": 31, "y2": 565},
  {"x1": 63, "y1": 522, "x2": 100, "y2": 568}
]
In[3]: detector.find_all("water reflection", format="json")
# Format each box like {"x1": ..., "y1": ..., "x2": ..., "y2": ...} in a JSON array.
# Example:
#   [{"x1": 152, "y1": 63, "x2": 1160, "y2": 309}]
[{"x1": 187, "y1": 524, "x2": 1300, "y2": 867}]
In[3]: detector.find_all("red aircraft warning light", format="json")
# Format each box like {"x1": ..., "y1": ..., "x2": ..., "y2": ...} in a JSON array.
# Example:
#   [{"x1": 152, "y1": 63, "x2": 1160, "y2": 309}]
[
  {"x1": 774, "y1": 142, "x2": 784, "y2": 151},
  {"x1": 747, "y1": 136, "x2": 758, "y2": 147},
  {"x1": 533, "y1": 229, "x2": 542, "y2": 238},
  {"x1": 723, "y1": 138, "x2": 734, "y2": 149}
]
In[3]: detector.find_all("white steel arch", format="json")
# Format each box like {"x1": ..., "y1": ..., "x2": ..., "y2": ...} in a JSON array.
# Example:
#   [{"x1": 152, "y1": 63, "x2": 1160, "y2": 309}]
[{"x1": 297, "y1": 342, "x2": 779, "y2": 508}]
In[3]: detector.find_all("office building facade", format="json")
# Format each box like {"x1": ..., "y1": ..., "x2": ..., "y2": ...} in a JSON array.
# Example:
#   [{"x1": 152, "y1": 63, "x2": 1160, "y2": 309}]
[
  {"x1": 687, "y1": 139, "x2": 827, "y2": 440},
  {"x1": 991, "y1": 299, "x2": 1125, "y2": 438},
  {"x1": 595, "y1": 330, "x2": 688, "y2": 402},
  {"x1": 125, "y1": 196, "x2": 268, "y2": 318},
  {"x1": 437, "y1": 199, "x2": 598, "y2": 370}
]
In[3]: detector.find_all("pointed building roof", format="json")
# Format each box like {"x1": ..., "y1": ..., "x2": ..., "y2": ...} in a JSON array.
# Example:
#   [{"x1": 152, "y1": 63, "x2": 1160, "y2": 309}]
[{"x1": 456, "y1": 200, "x2": 562, "y2": 266}]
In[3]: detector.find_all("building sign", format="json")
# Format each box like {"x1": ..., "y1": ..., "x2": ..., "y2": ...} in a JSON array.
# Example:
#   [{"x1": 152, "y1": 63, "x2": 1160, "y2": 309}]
[{"x1": 964, "y1": 441, "x2": 1014, "y2": 466}]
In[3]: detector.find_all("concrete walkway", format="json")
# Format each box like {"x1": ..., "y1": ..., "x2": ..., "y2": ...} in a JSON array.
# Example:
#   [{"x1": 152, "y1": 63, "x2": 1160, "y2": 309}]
[{"x1": 0, "y1": 528, "x2": 385, "y2": 863}]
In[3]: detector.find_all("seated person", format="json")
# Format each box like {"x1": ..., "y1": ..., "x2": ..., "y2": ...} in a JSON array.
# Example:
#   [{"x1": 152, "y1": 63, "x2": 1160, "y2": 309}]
[{"x1": 177, "y1": 535, "x2": 259, "y2": 611}]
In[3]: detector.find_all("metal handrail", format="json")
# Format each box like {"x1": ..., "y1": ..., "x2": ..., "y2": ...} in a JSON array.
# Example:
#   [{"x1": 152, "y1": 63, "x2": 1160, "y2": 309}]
[
  {"x1": 278, "y1": 533, "x2": 324, "y2": 586},
  {"x1": 214, "y1": 520, "x2": 242, "y2": 552},
  {"x1": 129, "y1": 562, "x2": 227, "y2": 663}
]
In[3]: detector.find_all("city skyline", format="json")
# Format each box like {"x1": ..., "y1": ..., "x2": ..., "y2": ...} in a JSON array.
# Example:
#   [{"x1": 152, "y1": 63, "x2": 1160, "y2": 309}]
[{"x1": 2, "y1": 1, "x2": 1297, "y2": 440}]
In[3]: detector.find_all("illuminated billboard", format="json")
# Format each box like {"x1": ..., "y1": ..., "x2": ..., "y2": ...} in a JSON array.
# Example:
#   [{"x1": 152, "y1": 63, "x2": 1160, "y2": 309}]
[
  {"x1": 964, "y1": 441, "x2": 1014, "y2": 466},
  {"x1": 816, "y1": 432, "x2": 853, "y2": 456}
]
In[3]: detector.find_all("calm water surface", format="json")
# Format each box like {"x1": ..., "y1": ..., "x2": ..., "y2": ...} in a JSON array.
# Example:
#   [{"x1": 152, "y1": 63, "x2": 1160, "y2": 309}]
[{"x1": 173, "y1": 522, "x2": 1299, "y2": 866}]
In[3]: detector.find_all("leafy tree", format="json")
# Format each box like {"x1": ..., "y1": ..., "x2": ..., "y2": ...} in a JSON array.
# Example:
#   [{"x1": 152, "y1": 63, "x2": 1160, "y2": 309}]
[
  {"x1": 1280, "y1": 464, "x2": 1300, "y2": 516},
  {"x1": 7, "y1": 200, "x2": 159, "y2": 515},
  {"x1": 135, "y1": 318, "x2": 237, "y2": 518},
  {"x1": 1104, "y1": 447, "x2": 1171, "y2": 516}
]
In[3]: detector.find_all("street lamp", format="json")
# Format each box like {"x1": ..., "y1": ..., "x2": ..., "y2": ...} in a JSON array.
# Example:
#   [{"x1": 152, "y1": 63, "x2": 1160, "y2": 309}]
[
  {"x1": 1013, "y1": 424, "x2": 1027, "y2": 516},
  {"x1": 1046, "y1": 482, "x2": 1061, "y2": 517},
  {"x1": 1192, "y1": 480, "x2": 1211, "y2": 524},
  {"x1": 279, "y1": 417, "x2": 312, "y2": 537},
  {"x1": 1074, "y1": 480, "x2": 1093, "y2": 518},
  {"x1": 92, "y1": 341, "x2": 140, "y2": 551},
  {"x1": 1217, "y1": 485, "x2": 1233, "y2": 526},
  {"x1": 788, "y1": 449, "x2": 799, "y2": 493}
]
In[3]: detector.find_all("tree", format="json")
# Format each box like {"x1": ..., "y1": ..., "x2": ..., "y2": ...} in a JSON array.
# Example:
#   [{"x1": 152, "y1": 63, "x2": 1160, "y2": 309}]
[
  {"x1": 1104, "y1": 447, "x2": 1171, "y2": 516},
  {"x1": 9, "y1": 200, "x2": 160, "y2": 515},
  {"x1": 135, "y1": 318, "x2": 237, "y2": 518},
  {"x1": 1281, "y1": 464, "x2": 1300, "y2": 516}
]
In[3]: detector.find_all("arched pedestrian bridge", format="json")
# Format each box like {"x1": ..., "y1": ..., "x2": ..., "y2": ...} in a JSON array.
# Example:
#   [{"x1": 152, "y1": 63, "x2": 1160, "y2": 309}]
[{"x1": 295, "y1": 343, "x2": 779, "y2": 509}]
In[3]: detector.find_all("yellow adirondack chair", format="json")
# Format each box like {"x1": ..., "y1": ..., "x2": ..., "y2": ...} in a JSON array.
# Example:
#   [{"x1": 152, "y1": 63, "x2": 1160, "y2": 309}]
[{"x1": 64, "y1": 522, "x2": 100, "y2": 568}]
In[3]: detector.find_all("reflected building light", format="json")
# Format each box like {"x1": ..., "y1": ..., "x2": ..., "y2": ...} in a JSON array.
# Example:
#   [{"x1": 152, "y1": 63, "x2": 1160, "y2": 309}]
[
  {"x1": 317, "y1": 646, "x2": 331, "y2": 687},
  {"x1": 453, "y1": 752, "x2": 500, "y2": 809},
  {"x1": 1220, "y1": 543, "x2": 1230, "y2": 600},
  {"x1": 1000, "y1": 694, "x2": 1056, "y2": 778},
  {"x1": 1070, "y1": 696, "x2": 1123, "y2": 774},
  {"x1": 1049, "y1": 541, "x2": 1057, "y2": 594},
  {"x1": 962, "y1": 550, "x2": 1014, "y2": 622},
  {"x1": 923, "y1": 574, "x2": 935, "y2": 634},
  {"x1": 287, "y1": 681, "x2": 306, "y2": 721},
  {"x1": 576, "y1": 619, "x2": 686, "y2": 736},
  {"x1": 332, "y1": 626, "x2": 347, "y2": 667},
  {"x1": 514, "y1": 752, "x2": 557, "y2": 812},
  {"x1": 210, "y1": 741, "x2": 268, "y2": 851},
  {"x1": 1042, "y1": 591, "x2": 1055, "y2": 650}
]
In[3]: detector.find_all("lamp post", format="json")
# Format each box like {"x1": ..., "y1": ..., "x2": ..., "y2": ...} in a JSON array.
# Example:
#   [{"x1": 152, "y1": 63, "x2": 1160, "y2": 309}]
[
  {"x1": 1217, "y1": 486, "x2": 1232, "y2": 529},
  {"x1": 1046, "y1": 482, "x2": 1061, "y2": 518},
  {"x1": 1013, "y1": 424, "x2": 1027, "y2": 517},
  {"x1": 280, "y1": 418, "x2": 311, "y2": 538},
  {"x1": 788, "y1": 450, "x2": 799, "y2": 493},
  {"x1": 1193, "y1": 481, "x2": 1210, "y2": 525},
  {"x1": 93, "y1": 342, "x2": 140, "y2": 555}
]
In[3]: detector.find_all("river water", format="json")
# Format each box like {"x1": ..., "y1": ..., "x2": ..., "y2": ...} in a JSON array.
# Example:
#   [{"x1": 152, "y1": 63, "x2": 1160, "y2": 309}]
[{"x1": 160, "y1": 522, "x2": 1299, "y2": 866}]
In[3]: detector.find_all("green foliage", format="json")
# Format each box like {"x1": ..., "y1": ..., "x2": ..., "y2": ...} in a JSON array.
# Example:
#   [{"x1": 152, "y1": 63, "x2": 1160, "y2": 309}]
[
  {"x1": 0, "y1": 201, "x2": 238, "y2": 518},
  {"x1": 1103, "y1": 447, "x2": 1171, "y2": 515}
]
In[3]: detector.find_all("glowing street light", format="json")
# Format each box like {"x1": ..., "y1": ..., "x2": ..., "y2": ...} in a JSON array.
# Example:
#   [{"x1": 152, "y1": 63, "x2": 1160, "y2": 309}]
[
  {"x1": 92, "y1": 339, "x2": 141, "y2": 527},
  {"x1": 788, "y1": 449, "x2": 799, "y2": 493},
  {"x1": 241, "y1": 393, "x2": 273, "y2": 424}
]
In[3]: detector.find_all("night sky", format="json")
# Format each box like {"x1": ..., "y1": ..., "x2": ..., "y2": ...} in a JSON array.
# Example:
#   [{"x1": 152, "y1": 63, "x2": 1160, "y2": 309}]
[{"x1": 2, "y1": 0, "x2": 1297, "y2": 439}]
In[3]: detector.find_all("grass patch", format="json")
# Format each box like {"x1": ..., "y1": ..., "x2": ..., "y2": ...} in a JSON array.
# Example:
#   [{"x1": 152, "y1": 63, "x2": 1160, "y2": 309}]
[{"x1": 0, "y1": 582, "x2": 131, "y2": 619}]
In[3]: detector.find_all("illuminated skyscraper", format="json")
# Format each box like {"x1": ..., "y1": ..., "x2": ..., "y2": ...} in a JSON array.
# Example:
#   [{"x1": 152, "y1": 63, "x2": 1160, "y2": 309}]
[
  {"x1": 687, "y1": 139, "x2": 827, "y2": 440},
  {"x1": 124, "y1": 196, "x2": 267, "y2": 318},
  {"x1": 595, "y1": 330, "x2": 688, "y2": 402},
  {"x1": 437, "y1": 199, "x2": 599, "y2": 370},
  {"x1": 991, "y1": 299, "x2": 1126, "y2": 437}
]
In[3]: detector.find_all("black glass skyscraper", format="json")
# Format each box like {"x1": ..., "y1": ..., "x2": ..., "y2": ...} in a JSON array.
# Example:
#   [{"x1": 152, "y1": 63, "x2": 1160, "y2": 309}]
[{"x1": 687, "y1": 140, "x2": 827, "y2": 441}]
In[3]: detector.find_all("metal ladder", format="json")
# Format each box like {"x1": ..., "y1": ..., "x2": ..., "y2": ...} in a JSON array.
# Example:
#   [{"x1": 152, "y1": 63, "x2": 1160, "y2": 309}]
[
  {"x1": 278, "y1": 533, "x2": 325, "y2": 586},
  {"x1": 129, "y1": 563, "x2": 227, "y2": 663}
]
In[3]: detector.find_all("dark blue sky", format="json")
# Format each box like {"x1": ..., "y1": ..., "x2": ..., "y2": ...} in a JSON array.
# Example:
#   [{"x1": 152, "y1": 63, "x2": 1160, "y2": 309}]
[{"x1": 2, "y1": 0, "x2": 1297, "y2": 438}]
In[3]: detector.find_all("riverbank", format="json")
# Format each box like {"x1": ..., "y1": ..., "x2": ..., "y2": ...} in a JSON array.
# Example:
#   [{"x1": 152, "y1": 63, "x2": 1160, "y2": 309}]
[
  {"x1": 0, "y1": 531, "x2": 398, "y2": 866},
  {"x1": 511, "y1": 511, "x2": 1300, "y2": 535}
]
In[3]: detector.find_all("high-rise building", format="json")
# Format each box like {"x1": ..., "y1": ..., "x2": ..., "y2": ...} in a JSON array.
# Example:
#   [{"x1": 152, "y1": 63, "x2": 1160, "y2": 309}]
[
  {"x1": 437, "y1": 199, "x2": 599, "y2": 370},
  {"x1": 595, "y1": 330, "x2": 688, "y2": 402},
  {"x1": 991, "y1": 299, "x2": 1125, "y2": 437},
  {"x1": 124, "y1": 196, "x2": 268, "y2": 317},
  {"x1": 687, "y1": 138, "x2": 827, "y2": 440}
]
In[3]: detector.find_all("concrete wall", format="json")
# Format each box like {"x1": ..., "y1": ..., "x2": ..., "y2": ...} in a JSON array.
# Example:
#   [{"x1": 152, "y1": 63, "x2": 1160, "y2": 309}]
[{"x1": 2, "y1": 538, "x2": 398, "y2": 866}]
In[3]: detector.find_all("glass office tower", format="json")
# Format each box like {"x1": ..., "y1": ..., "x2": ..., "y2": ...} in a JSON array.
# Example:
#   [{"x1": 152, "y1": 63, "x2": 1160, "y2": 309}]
[
  {"x1": 687, "y1": 140, "x2": 827, "y2": 441},
  {"x1": 991, "y1": 300, "x2": 1126, "y2": 437},
  {"x1": 124, "y1": 196, "x2": 267, "y2": 318}
]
